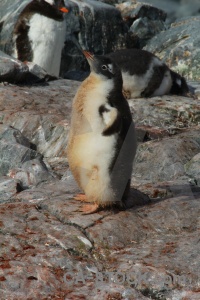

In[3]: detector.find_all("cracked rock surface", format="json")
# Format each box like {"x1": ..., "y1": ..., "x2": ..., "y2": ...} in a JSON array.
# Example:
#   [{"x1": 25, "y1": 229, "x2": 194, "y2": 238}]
[{"x1": 0, "y1": 79, "x2": 200, "y2": 299}]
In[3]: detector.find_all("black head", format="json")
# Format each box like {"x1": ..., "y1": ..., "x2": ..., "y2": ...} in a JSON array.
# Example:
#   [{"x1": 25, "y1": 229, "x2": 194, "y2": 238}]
[{"x1": 83, "y1": 51, "x2": 122, "y2": 82}]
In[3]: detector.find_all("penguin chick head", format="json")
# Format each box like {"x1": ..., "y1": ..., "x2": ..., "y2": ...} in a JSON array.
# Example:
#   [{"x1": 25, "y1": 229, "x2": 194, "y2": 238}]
[{"x1": 83, "y1": 51, "x2": 122, "y2": 84}]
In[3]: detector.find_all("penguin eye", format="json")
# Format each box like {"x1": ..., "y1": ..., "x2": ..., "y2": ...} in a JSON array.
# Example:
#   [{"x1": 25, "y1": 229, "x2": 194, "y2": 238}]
[{"x1": 101, "y1": 65, "x2": 108, "y2": 71}]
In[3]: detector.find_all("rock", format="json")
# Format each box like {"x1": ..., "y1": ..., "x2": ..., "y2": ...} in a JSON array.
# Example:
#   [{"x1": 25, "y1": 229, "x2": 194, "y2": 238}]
[
  {"x1": 176, "y1": 0, "x2": 200, "y2": 19},
  {"x1": 137, "y1": 0, "x2": 200, "y2": 24},
  {"x1": 0, "y1": 176, "x2": 21, "y2": 203},
  {"x1": 116, "y1": 2, "x2": 167, "y2": 47},
  {"x1": 0, "y1": 0, "x2": 31, "y2": 55},
  {"x1": 0, "y1": 50, "x2": 55, "y2": 84},
  {"x1": 145, "y1": 17, "x2": 200, "y2": 80},
  {"x1": 132, "y1": 129, "x2": 200, "y2": 184},
  {"x1": 0, "y1": 78, "x2": 199, "y2": 298},
  {"x1": 0, "y1": 126, "x2": 53, "y2": 188},
  {"x1": 130, "y1": 17, "x2": 166, "y2": 48},
  {"x1": 184, "y1": 153, "x2": 200, "y2": 186},
  {"x1": 129, "y1": 95, "x2": 200, "y2": 129},
  {"x1": 8, "y1": 158, "x2": 54, "y2": 189},
  {"x1": 1, "y1": 177, "x2": 199, "y2": 298},
  {"x1": 0, "y1": 50, "x2": 29, "y2": 83},
  {"x1": 0, "y1": 126, "x2": 41, "y2": 176},
  {"x1": 0, "y1": 79, "x2": 80, "y2": 164},
  {"x1": 25, "y1": 61, "x2": 57, "y2": 82}
]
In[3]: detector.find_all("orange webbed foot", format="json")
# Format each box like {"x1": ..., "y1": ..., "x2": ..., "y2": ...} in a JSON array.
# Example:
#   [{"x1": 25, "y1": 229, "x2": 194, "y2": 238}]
[
  {"x1": 74, "y1": 193, "x2": 90, "y2": 202},
  {"x1": 81, "y1": 203, "x2": 100, "y2": 214}
]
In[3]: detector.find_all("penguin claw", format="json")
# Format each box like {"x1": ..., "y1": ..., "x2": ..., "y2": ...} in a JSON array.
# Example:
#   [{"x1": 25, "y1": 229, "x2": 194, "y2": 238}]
[
  {"x1": 74, "y1": 193, "x2": 89, "y2": 202},
  {"x1": 80, "y1": 203, "x2": 100, "y2": 214}
]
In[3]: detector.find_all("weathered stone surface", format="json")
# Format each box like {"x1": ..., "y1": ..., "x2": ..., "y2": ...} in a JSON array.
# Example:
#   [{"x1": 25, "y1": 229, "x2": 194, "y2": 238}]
[
  {"x1": 0, "y1": 50, "x2": 29, "y2": 83},
  {"x1": 0, "y1": 79, "x2": 80, "y2": 163},
  {"x1": 0, "y1": 126, "x2": 54, "y2": 189},
  {"x1": 116, "y1": 2, "x2": 166, "y2": 47},
  {"x1": 0, "y1": 51, "x2": 55, "y2": 84},
  {"x1": 0, "y1": 176, "x2": 20, "y2": 203},
  {"x1": 0, "y1": 126, "x2": 41, "y2": 175},
  {"x1": 137, "y1": 0, "x2": 200, "y2": 24},
  {"x1": 8, "y1": 158, "x2": 54, "y2": 189},
  {"x1": 0, "y1": 78, "x2": 199, "y2": 298},
  {"x1": 0, "y1": 0, "x2": 30, "y2": 55},
  {"x1": 185, "y1": 153, "x2": 200, "y2": 186},
  {"x1": 145, "y1": 17, "x2": 200, "y2": 80},
  {"x1": 132, "y1": 129, "x2": 200, "y2": 183},
  {"x1": 0, "y1": 178, "x2": 200, "y2": 298}
]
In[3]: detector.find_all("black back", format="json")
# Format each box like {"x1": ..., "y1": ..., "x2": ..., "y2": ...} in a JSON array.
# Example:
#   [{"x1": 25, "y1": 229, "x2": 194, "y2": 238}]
[{"x1": 106, "y1": 48, "x2": 156, "y2": 76}]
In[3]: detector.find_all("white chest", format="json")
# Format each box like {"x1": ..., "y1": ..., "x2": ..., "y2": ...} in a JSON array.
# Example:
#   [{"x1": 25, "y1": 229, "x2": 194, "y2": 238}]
[{"x1": 28, "y1": 14, "x2": 66, "y2": 76}]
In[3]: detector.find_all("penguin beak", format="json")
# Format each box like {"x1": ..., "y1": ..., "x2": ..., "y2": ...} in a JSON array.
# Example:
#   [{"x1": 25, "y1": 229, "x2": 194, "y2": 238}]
[
  {"x1": 83, "y1": 51, "x2": 94, "y2": 62},
  {"x1": 83, "y1": 51, "x2": 95, "y2": 71},
  {"x1": 59, "y1": 7, "x2": 69, "y2": 13}
]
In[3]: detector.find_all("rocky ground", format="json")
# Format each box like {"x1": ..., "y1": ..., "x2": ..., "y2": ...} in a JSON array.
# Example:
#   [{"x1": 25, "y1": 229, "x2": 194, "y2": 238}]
[
  {"x1": 0, "y1": 0, "x2": 200, "y2": 299},
  {"x1": 0, "y1": 78, "x2": 200, "y2": 299}
]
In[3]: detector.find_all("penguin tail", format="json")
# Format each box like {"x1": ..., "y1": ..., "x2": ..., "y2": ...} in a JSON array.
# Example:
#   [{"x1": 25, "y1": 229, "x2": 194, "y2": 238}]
[{"x1": 170, "y1": 70, "x2": 190, "y2": 96}]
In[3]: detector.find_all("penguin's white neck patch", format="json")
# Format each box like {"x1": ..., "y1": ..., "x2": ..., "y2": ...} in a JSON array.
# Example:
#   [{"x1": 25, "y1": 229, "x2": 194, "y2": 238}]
[{"x1": 108, "y1": 64, "x2": 114, "y2": 74}]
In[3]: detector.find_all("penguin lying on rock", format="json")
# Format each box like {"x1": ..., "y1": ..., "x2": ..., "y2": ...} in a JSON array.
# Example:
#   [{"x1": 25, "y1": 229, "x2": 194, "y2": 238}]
[
  {"x1": 12, "y1": 0, "x2": 69, "y2": 77},
  {"x1": 106, "y1": 49, "x2": 189, "y2": 99},
  {"x1": 67, "y1": 51, "x2": 137, "y2": 214}
]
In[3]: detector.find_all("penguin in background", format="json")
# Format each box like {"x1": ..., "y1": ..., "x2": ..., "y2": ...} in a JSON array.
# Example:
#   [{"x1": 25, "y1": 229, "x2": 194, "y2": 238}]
[
  {"x1": 66, "y1": 35, "x2": 190, "y2": 98},
  {"x1": 106, "y1": 49, "x2": 189, "y2": 99},
  {"x1": 67, "y1": 51, "x2": 137, "y2": 214},
  {"x1": 12, "y1": 0, "x2": 69, "y2": 77}
]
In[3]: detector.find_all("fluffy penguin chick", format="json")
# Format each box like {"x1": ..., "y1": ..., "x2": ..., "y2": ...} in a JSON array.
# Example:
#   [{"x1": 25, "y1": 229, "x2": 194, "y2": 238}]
[
  {"x1": 106, "y1": 49, "x2": 189, "y2": 99},
  {"x1": 12, "y1": 0, "x2": 68, "y2": 77},
  {"x1": 67, "y1": 51, "x2": 137, "y2": 213}
]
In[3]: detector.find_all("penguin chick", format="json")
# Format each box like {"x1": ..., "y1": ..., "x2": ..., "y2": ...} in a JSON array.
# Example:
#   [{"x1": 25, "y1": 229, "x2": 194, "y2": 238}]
[
  {"x1": 106, "y1": 49, "x2": 189, "y2": 99},
  {"x1": 67, "y1": 51, "x2": 137, "y2": 214},
  {"x1": 12, "y1": 0, "x2": 69, "y2": 77}
]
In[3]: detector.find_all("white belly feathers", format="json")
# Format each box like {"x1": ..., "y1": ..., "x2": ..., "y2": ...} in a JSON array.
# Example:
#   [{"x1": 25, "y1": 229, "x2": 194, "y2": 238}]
[{"x1": 28, "y1": 14, "x2": 66, "y2": 76}]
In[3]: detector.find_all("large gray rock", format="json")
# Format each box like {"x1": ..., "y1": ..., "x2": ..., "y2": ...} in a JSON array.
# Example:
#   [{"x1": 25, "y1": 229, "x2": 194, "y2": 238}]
[
  {"x1": 145, "y1": 17, "x2": 200, "y2": 80},
  {"x1": 116, "y1": 2, "x2": 167, "y2": 47},
  {"x1": 137, "y1": 0, "x2": 200, "y2": 24},
  {"x1": 0, "y1": 50, "x2": 29, "y2": 83},
  {"x1": 0, "y1": 177, "x2": 21, "y2": 203},
  {"x1": 132, "y1": 129, "x2": 200, "y2": 183},
  {"x1": 0, "y1": 126, "x2": 53, "y2": 188},
  {"x1": 0, "y1": 50, "x2": 55, "y2": 83},
  {"x1": 0, "y1": 126, "x2": 41, "y2": 175}
]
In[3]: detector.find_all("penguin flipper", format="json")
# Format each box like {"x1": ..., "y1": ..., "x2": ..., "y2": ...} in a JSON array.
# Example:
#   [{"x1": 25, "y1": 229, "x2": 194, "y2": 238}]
[{"x1": 99, "y1": 104, "x2": 121, "y2": 136}]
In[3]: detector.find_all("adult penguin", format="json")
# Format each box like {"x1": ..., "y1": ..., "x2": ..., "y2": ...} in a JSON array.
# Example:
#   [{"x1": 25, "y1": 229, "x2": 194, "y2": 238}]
[{"x1": 12, "y1": 0, "x2": 68, "y2": 76}]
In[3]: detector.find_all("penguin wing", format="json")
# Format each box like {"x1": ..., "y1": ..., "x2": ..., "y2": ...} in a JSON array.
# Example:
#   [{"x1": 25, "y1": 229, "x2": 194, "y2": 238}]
[{"x1": 99, "y1": 104, "x2": 121, "y2": 136}]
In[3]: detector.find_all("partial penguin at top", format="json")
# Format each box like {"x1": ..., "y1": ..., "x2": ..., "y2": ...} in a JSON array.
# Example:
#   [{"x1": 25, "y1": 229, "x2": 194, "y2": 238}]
[
  {"x1": 106, "y1": 49, "x2": 189, "y2": 99},
  {"x1": 12, "y1": 0, "x2": 69, "y2": 77}
]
